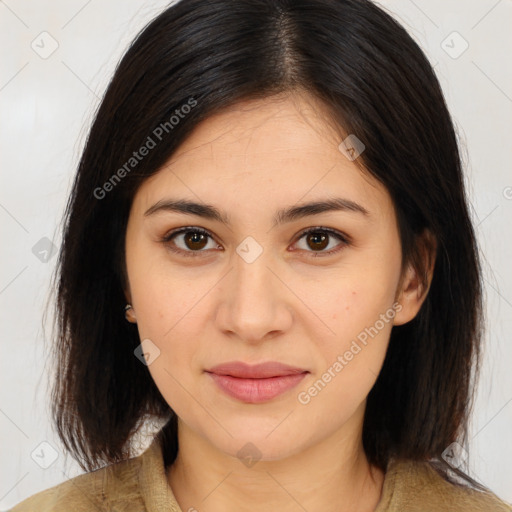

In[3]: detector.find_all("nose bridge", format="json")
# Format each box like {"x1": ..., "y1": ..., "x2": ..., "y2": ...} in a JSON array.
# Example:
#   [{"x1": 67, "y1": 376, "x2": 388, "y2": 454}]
[
  {"x1": 218, "y1": 237, "x2": 291, "y2": 340},
  {"x1": 234, "y1": 243, "x2": 273, "y2": 302}
]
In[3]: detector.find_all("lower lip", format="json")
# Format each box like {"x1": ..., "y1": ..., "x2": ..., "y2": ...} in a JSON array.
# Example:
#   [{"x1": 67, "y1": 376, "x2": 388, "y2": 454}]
[{"x1": 206, "y1": 372, "x2": 308, "y2": 403}]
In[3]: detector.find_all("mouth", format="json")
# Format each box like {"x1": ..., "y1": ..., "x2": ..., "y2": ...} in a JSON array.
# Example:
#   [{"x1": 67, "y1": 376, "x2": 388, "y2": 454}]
[
  {"x1": 206, "y1": 361, "x2": 308, "y2": 378},
  {"x1": 205, "y1": 361, "x2": 309, "y2": 403}
]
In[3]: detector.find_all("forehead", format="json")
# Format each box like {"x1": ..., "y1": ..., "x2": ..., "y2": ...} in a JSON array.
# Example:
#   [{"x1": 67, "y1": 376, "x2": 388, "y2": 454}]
[
  {"x1": 168, "y1": 92, "x2": 344, "y2": 161},
  {"x1": 132, "y1": 93, "x2": 394, "y2": 222}
]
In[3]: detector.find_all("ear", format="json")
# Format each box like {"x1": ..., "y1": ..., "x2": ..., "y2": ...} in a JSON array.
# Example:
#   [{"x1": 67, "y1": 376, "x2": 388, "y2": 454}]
[
  {"x1": 123, "y1": 287, "x2": 137, "y2": 323},
  {"x1": 125, "y1": 306, "x2": 137, "y2": 323},
  {"x1": 393, "y1": 229, "x2": 437, "y2": 326}
]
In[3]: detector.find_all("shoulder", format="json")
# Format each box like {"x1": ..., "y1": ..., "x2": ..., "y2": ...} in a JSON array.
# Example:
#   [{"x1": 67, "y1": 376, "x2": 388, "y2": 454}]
[
  {"x1": 9, "y1": 451, "x2": 146, "y2": 512},
  {"x1": 378, "y1": 458, "x2": 512, "y2": 512}
]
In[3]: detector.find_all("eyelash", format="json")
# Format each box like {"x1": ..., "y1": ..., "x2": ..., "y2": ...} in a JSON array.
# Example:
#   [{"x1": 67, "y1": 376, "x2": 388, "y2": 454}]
[{"x1": 160, "y1": 226, "x2": 350, "y2": 259}]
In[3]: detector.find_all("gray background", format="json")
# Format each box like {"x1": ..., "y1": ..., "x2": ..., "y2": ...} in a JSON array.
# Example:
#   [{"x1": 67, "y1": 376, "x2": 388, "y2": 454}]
[{"x1": 1, "y1": 0, "x2": 511, "y2": 508}]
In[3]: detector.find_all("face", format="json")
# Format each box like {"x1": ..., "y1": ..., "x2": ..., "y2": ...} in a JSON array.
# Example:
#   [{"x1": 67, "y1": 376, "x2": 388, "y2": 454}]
[{"x1": 124, "y1": 92, "x2": 424, "y2": 462}]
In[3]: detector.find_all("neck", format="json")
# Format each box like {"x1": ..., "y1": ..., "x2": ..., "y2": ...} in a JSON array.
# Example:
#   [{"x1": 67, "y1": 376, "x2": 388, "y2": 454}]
[{"x1": 166, "y1": 409, "x2": 385, "y2": 512}]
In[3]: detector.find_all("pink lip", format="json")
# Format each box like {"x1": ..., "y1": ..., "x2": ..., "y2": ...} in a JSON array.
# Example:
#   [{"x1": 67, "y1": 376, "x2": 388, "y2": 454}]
[{"x1": 205, "y1": 361, "x2": 309, "y2": 403}]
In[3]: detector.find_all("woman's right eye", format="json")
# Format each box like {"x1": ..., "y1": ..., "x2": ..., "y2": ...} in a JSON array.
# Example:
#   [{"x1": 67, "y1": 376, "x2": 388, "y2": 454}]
[{"x1": 160, "y1": 227, "x2": 220, "y2": 257}]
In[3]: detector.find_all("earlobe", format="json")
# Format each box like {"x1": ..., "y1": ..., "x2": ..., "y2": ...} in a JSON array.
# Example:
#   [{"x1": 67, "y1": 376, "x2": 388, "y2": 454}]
[
  {"x1": 124, "y1": 303, "x2": 137, "y2": 323},
  {"x1": 393, "y1": 230, "x2": 436, "y2": 326},
  {"x1": 123, "y1": 287, "x2": 137, "y2": 323},
  {"x1": 393, "y1": 267, "x2": 427, "y2": 326}
]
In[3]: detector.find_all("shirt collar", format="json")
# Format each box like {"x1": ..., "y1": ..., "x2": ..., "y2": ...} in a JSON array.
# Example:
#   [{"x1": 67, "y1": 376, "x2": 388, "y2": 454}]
[{"x1": 138, "y1": 436, "x2": 183, "y2": 512}]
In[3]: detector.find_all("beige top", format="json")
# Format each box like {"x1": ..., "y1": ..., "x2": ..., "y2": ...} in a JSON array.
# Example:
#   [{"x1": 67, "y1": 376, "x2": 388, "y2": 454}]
[{"x1": 10, "y1": 437, "x2": 512, "y2": 511}]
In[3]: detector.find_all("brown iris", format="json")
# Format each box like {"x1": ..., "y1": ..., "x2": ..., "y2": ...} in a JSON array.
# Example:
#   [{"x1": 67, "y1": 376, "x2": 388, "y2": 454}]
[
  {"x1": 306, "y1": 231, "x2": 329, "y2": 251},
  {"x1": 184, "y1": 231, "x2": 209, "y2": 250}
]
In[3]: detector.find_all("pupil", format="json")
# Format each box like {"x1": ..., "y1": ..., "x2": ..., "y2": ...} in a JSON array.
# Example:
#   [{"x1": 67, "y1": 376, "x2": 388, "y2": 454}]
[
  {"x1": 308, "y1": 232, "x2": 328, "y2": 251},
  {"x1": 186, "y1": 232, "x2": 207, "y2": 250}
]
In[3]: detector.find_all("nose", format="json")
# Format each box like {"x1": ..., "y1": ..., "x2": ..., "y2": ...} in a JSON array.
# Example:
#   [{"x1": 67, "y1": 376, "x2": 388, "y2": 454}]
[{"x1": 215, "y1": 245, "x2": 293, "y2": 343}]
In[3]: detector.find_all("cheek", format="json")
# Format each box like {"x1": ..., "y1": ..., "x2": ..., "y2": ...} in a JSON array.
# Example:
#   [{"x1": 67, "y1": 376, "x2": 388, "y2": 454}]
[
  {"x1": 131, "y1": 274, "x2": 208, "y2": 413},
  {"x1": 312, "y1": 262, "x2": 400, "y2": 380},
  {"x1": 126, "y1": 237, "x2": 208, "y2": 337},
  {"x1": 125, "y1": 248, "x2": 211, "y2": 394},
  {"x1": 297, "y1": 288, "x2": 395, "y2": 415},
  {"x1": 324, "y1": 267, "x2": 397, "y2": 331},
  {"x1": 133, "y1": 279, "x2": 210, "y2": 374}
]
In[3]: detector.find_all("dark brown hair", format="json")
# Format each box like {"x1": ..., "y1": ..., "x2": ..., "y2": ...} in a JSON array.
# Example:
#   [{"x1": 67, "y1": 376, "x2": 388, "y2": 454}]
[{"x1": 50, "y1": 0, "x2": 486, "y2": 492}]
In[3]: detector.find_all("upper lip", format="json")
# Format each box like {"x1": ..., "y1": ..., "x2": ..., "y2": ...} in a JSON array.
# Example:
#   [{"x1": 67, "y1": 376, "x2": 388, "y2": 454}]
[{"x1": 206, "y1": 361, "x2": 309, "y2": 379}]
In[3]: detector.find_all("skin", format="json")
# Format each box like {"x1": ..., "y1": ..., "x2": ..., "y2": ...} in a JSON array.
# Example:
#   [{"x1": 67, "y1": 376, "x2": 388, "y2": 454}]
[{"x1": 124, "y1": 91, "x2": 434, "y2": 512}]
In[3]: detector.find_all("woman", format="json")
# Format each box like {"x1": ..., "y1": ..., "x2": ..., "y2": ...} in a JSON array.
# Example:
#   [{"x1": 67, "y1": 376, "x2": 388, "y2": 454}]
[{"x1": 11, "y1": 0, "x2": 512, "y2": 510}]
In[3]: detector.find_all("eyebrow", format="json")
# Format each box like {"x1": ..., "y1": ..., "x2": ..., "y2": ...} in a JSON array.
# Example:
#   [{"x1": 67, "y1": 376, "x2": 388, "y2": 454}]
[{"x1": 144, "y1": 197, "x2": 370, "y2": 227}]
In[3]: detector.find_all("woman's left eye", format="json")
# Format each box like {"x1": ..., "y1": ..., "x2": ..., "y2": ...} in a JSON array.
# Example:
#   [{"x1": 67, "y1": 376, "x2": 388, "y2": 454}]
[
  {"x1": 160, "y1": 226, "x2": 350, "y2": 258},
  {"x1": 292, "y1": 227, "x2": 350, "y2": 256}
]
